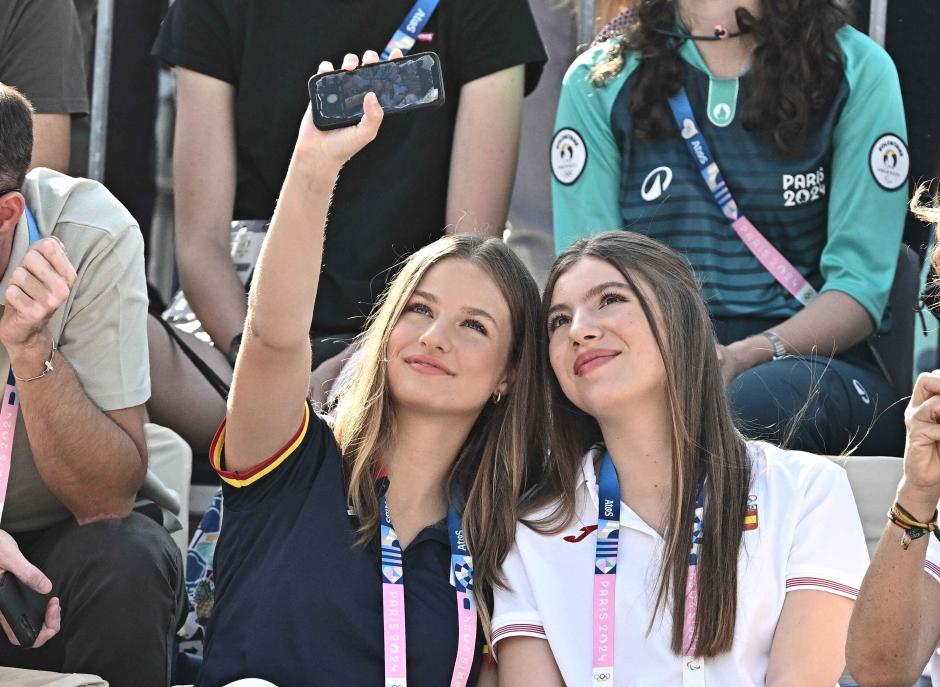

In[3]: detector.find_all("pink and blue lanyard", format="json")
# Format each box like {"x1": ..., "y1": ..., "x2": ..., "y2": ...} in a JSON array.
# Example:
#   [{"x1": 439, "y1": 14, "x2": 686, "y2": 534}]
[
  {"x1": 0, "y1": 208, "x2": 41, "y2": 522},
  {"x1": 381, "y1": 0, "x2": 440, "y2": 59},
  {"x1": 594, "y1": 452, "x2": 706, "y2": 686},
  {"x1": 667, "y1": 88, "x2": 817, "y2": 307},
  {"x1": 380, "y1": 490, "x2": 477, "y2": 687}
]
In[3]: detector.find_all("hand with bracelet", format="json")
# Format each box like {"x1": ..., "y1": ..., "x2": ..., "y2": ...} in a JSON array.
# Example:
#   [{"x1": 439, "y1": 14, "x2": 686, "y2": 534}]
[
  {"x1": 0, "y1": 236, "x2": 76, "y2": 377},
  {"x1": 846, "y1": 370, "x2": 940, "y2": 685}
]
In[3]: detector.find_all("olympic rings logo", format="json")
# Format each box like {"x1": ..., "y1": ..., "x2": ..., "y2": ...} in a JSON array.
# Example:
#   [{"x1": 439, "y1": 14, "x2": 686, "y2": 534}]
[{"x1": 594, "y1": 671, "x2": 612, "y2": 681}]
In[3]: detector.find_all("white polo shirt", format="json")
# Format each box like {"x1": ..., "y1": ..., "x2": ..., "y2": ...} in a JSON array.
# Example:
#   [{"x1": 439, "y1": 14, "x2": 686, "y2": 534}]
[{"x1": 492, "y1": 441, "x2": 868, "y2": 686}]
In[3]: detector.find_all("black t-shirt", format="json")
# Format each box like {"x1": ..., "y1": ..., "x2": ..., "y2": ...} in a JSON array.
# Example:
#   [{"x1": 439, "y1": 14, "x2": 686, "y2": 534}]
[
  {"x1": 203, "y1": 402, "x2": 485, "y2": 686},
  {"x1": 153, "y1": 0, "x2": 546, "y2": 351}
]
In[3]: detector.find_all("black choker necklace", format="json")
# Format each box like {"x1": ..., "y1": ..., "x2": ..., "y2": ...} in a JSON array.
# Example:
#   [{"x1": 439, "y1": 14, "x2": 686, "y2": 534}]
[{"x1": 654, "y1": 24, "x2": 749, "y2": 41}]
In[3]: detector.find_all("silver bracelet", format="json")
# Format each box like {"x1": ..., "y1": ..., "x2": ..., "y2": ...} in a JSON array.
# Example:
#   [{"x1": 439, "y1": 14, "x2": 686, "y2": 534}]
[{"x1": 12, "y1": 341, "x2": 57, "y2": 382}]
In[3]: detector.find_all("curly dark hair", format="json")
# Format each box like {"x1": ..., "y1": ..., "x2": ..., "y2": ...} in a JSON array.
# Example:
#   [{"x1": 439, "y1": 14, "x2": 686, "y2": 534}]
[{"x1": 591, "y1": 0, "x2": 850, "y2": 154}]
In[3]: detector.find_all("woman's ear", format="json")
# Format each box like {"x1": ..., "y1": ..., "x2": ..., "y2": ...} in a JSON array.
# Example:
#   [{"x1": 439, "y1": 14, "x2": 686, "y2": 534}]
[{"x1": 496, "y1": 366, "x2": 515, "y2": 397}]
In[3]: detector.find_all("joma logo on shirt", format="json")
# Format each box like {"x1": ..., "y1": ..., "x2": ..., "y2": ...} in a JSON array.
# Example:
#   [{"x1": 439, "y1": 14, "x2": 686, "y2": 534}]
[{"x1": 782, "y1": 166, "x2": 826, "y2": 207}]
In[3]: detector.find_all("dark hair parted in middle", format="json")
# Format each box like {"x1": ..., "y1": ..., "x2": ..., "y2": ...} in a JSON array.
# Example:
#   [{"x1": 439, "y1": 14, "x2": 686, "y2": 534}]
[
  {"x1": 525, "y1": 230, "x2": 752, "y2": 657},
  {"x1": 591, "y1": 0, "x2": 849, "y2": 154}
]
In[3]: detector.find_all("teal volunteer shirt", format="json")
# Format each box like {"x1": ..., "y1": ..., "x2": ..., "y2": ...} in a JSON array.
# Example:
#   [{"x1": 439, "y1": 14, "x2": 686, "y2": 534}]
[{"x1": 552, "y1": 26, "x2": 907, "y2": 328}]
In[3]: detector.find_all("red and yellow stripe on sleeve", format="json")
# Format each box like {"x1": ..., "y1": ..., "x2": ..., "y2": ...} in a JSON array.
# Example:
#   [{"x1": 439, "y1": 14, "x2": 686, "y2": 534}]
[{"x1": 210, "y1": 403, "x2": 311, "y2": 488}]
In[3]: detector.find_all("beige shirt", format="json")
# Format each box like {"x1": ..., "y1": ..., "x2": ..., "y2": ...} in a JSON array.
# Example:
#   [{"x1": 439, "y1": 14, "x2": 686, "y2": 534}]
[{"x1": 1, "y1": 168, "x2": 149, "y2": 532}]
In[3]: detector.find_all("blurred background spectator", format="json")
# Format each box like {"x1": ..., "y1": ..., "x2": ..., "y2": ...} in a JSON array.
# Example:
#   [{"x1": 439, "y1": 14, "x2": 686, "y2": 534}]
[
  {"x1": 0, "y1": 0, "x2": 87, "y2": 173},
  {"x1": 70, "y1": 0, "x2": 167, "y2": 251}
]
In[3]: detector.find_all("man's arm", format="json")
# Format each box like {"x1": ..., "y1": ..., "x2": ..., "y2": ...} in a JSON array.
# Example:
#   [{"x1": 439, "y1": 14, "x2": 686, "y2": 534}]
[
  {"x1": 445, "y1": 65, "x2": 525, "y2": 237},
  {"x1": 173, "y1": 68, "x2": 245, "y2": 351},
  {"x1": 11, "y1": 341, "x2": 146, "y2": 523},
  {"x1": 29, "y1": 115, "x2": 70, "y2": 174},
  {"x1": 0, "y1": 231, "x2": 146, "y2": 524}
]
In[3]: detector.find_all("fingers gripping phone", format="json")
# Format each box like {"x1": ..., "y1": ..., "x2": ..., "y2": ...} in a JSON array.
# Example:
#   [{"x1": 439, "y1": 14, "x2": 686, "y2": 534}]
[
  {"x1": 308, "y1": 51, "x2": 446, "y2": 130},
  {"x1": 0, "y1": 573, "x2": 49, "y2": 647}
]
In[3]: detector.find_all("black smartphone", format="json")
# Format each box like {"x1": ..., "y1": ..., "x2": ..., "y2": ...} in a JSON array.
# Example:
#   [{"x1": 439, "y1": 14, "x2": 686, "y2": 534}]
[
  {"x1": 308, "y1": 51, "x2": 445, "y2": 130},
  {"x1": 0, "y1": 573, "x2": 49, "y2": 648}
]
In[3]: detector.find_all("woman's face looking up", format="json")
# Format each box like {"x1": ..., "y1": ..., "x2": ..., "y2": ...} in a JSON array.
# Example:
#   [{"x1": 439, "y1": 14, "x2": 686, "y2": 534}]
[{"x1": 546, "y1": 257, "x2": 668, "y2": 419}]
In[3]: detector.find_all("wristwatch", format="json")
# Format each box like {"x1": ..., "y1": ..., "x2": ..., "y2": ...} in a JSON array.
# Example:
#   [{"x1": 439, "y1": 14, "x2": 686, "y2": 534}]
[{"x1": 761, "y1": 330, "x2": 787, "y2": 361}]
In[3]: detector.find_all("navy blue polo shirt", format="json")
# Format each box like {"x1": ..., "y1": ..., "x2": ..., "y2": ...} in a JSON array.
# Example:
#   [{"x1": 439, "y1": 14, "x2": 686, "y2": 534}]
[{"x1": 198, "y1": 402, "x2": 485, "y2": 687}]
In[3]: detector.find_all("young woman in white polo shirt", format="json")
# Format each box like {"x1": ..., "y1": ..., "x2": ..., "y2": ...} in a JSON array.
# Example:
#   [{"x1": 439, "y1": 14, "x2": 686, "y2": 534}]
[{"x1": 492, "y1": 231, "x2": 869, "y2": 686}]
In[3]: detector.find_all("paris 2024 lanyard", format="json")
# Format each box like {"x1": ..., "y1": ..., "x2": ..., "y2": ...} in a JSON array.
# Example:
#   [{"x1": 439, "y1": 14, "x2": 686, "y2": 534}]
[
  {"x1": 380, "y1": 488, "x2": 477, "y2": 687},
  {"x1": 666, "y1": 88, "x2": 817, "y2": 307},
  {"x1": 0, "y1": 208, "x2": 42, "y2": 522},
  {"x1": 594, "y1": 452, "x2": 706, "y2": 686}
]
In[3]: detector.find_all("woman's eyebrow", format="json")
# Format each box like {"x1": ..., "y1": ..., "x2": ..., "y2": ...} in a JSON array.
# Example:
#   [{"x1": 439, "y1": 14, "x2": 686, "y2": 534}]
[
  {"x1": 464, "y1": 306, "x2": 498, "y2": 327},
  {"x1": 412, "y1": 289, "x2": 437, "y2": 302},
  {"x1": 583, "y1": 281, "x2": 632, "y2": 300},
  {"x1": 547, "y1": 281, "x2": 633, "y2": 315},
  {"x1": 414, "y1": 289, "x2": 499, "y2": 327}
]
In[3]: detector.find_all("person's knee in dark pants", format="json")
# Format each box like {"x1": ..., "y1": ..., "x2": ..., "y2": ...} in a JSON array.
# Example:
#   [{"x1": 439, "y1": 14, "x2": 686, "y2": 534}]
[
  {"x1": 0, "y1": 513, "x2": 184, "y2": 687},
  {"x1": 727, "y1": 355, "x2": 905, "y2": 456}
]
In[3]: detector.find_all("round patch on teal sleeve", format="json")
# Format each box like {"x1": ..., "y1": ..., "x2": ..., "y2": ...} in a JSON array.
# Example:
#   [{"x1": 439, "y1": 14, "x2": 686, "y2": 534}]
[
  {"x1": 551, "y1": 128, "x2": 588, "y2": 185},
  {"x1": 869, "y1": 133, "x2": 909, "y2": 191}
]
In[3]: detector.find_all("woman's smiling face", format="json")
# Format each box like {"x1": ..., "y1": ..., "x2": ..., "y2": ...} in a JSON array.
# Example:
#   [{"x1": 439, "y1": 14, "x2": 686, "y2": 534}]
[
  {"x1": 546, "y1": 257, "x2": 668, "y2": 418},
  {"x1": 386, "y1": 258, "x2": 512, "y2": 418}
]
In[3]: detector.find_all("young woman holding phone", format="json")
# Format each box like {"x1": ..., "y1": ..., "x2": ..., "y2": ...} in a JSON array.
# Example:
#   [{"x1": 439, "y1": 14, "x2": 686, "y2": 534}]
[
  {"x1": 493, "y1": 231, "x2": 869, "y2": 686},
  {"x1": 197, "y1": 51, "x2": 545, "y2": 687}
]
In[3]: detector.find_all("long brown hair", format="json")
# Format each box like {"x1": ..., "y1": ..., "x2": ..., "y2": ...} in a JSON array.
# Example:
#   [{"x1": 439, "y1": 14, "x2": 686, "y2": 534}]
[
  {"x1": 524, "y1": 231, "x2": 751, "y2": 657},
  {"x1": 590, "y1": 0, "x2": 849, "y2": 154},
  {"x1": 332, "y1": 235, "x2": 546, "y2": 633}
]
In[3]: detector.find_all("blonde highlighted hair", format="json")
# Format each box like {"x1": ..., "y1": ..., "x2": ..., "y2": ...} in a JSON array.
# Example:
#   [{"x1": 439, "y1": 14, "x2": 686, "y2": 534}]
[{"x1": 331, "y1": 234, "x2": 547, "y2": 633}]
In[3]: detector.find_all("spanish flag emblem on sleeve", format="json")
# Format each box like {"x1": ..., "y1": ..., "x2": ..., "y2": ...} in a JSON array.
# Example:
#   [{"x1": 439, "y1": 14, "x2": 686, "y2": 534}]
[{"x1": 744, "y1": 496, "x2": 759, "y2": 531}]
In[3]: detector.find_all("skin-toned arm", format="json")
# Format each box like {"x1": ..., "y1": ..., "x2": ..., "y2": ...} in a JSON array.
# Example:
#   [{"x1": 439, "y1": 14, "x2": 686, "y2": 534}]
[
  {"x1": 225, "y1": 51, "x2": 390, "y2": 471},
  {"x1": 719, "y1": 290, "x2": 872, "y2": 383},
  {"x1": 765, "y1": 590, "x2": 855, "y2": 687},
  {"x1": 846, "y1": 371, "x2": 940, "y2": 686},
  {"x1": 29, "y1": 115, "x2": 70, "y2": 173},
  {"x1": 0, "y1": 211, "x2": 146, "y2": 522},
  {"x1": 496, "y1": 637, "x2": 565, "y2": 687},
  {"x1": 172, "y1": 68, "x2": 245, "y2": 351},
  {"x1": 445, "y1": 65, "x2": 524, "y2": 237},
  {"x1": 847, "y1": 524, "x2": 940, "y2": 686},
  {"x1": 476, "y1": 661, "x2": 497, "y2": 687}
]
